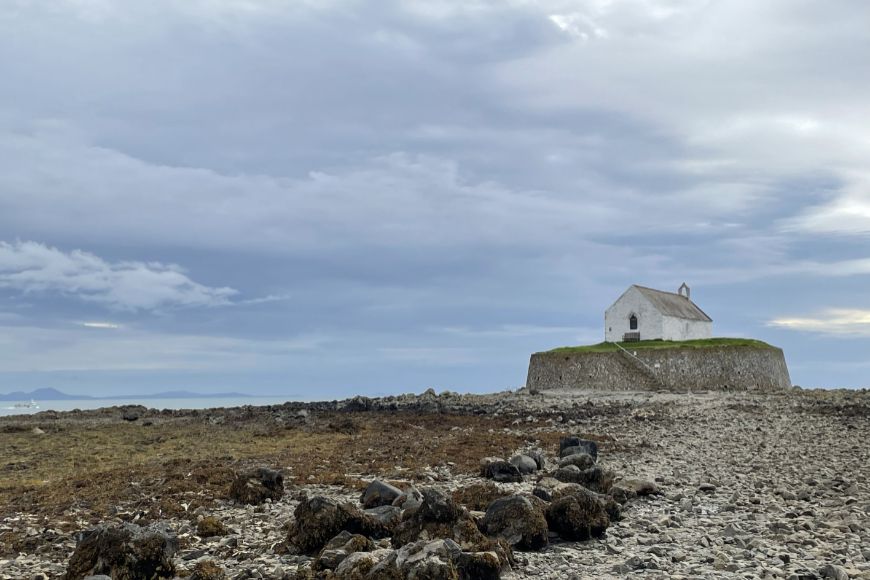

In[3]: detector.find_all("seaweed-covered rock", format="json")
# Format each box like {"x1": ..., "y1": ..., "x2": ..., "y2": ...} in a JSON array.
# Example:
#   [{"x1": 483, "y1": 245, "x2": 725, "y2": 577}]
[
  {"x1": 314, "y1": 530, "x2": 375, "y2": 571},
  {"x1": 288, "y1": 496, "x2": 390, "y2": 554},
  {"x1": 481, "y1": 495, "x2": 548, "y2": 551},
  {"x1": 196, "y1": 516, "x2": 228, "y2": 538},
  {"x1": 549, "y1": 483, "x2": 622, "y2": 523},
  {"x1": 228, "y1": 467, "x2": 284, "y2": 505},
  {"x1": 558, "y1": 453, "x2": 595, "y2": 470},
  {"x1": 545, "y1": 491, "x2": 610, "y2": 541},
  {"x1": 189, "y1": 560, "x2": 227, "y2": 580},
  {"x1": 64, "y1": 523, "x2": 178, "y2": 580},
  {"x1": 479, "y1": 457, "x2": 504, "y2": 477},
  {"x1": 391, "y1": 489, "x2": 512, "y2": 571},
  {"x1": 613, "y1": 478, "x2": 660, "y2": 497},
  {"x1": 559, "y1": 437, "x2": 598, "y2": 461},
  {"x1": 454, "y1": 551, "x2": 502, "y2": 580},
  {"x1": 484, "y1": 461, "x2": 522, "y2": 483},
  {"x1": 417, "y1": 488, "x2": 461, "y2": 523},
  {"x1": 333, "y1": 549, "x2": 396, "y2": 579},
  {"x1": 553, "y1": 465, "x2": 615, "y2": 493}
]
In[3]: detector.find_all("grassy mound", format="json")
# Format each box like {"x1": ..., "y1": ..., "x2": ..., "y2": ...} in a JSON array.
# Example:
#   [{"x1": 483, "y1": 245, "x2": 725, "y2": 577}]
[{"x1": 542, "y1": 337, "x2": 774, "y2": 355}]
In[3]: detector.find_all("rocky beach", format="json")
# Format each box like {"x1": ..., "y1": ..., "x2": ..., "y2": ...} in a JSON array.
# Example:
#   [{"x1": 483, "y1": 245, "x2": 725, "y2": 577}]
[{"x1": 1, "y1": 387, "x2": 868, "y2": 579}]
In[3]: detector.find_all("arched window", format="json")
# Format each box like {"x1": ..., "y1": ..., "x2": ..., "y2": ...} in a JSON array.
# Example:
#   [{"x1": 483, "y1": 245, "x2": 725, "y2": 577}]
[{"x1": 629, "y1": 314, "x2": 638, "y2": 330}]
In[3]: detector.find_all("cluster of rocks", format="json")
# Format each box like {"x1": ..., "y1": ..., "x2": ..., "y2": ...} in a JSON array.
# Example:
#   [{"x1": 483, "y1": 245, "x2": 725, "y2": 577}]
[
  {"x1": 4, "y1": 388, "x2": 870, "y2": 580},
  {"x1": 58, "y1": 434, "x2": 640, "y2": 580}
]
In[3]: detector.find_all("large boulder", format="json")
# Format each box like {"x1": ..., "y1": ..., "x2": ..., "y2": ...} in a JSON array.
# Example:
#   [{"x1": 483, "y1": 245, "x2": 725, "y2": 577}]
[
  {"x1": 394, "y1": 540, "x2": 459, "y2": 580},
  {"x1": 526, "y1": 449, "x2": 546, "y2": 471},
  {"x1": 332, "y1": 549, "x2": 396, "y2": 579},
  {"x1": 360, "y1": 480, "x2": 403, "y2": 509},
  {"x1": 453, "y1": 551, "x2": 502, "y2": 580},
  {"x1": 559, "y1": 437, "x2": 599, "y2": 461},
  {"x1": 392, "y1": 485, "x2": 423, "y2": 511},
  {"x1": 417, "y1": 488, "x2": 461, "y2": 523},
  {"x1": 64, "y1": 523, "x2": 178, "y2": 580},
  {"x1": 314, "y1": 530, "x2": 375, "y2": 571},
  {"x1": 549, "y1": 483, "x2": 622, "y2": 523},
  {"x1": 558, "y1": 453, "x2": 595, "y2": 470},
  {"x1": 391, "y1": 488, "x2": 512, "y2": 570},
  {"x1": 288, "y1": 496, "x2": 390, "y2": 554},
  {"x1": 365, "y1": 505, "x2": 403, "y2": 528},
  {"x1": 481, "y1": 495, "x2": 548, "y2": 551},
  {"x1": 545, "y1": 491, "x2": 610, "y2": 541},
  {"x1": 370, "y1": 539, "x2": 502, "y2": 580},
  {"x1": 508, "y1": 455, "x2": 538, "y2": 475},
  {"x1": 228, "y1": 467, "x2": 284, "y2": 505},
  {"x1": 553, "y1": 465, "x2": 614, "y2": 493},
  {"x1": 483, "y1": 461, "x2": 522, "y2": 483}
]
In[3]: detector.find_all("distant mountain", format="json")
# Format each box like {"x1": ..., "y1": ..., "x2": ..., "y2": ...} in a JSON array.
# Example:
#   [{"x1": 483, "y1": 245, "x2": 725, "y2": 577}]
[
  {"x1": 0, "y1": 387, "x2": 93, "y2": 401},
  {"x1": 0, "y1": 388, "x2": 255, "y2": 401}
]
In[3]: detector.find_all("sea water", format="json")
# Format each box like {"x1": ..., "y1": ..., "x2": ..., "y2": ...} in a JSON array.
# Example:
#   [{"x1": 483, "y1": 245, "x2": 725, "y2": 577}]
[{"x1": 0, "y1": 396, "x2": 297, "y2": 417}]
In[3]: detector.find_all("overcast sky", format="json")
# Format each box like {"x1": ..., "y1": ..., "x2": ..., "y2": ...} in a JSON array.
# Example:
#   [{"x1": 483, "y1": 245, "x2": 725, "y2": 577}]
[{"x1": 1, "y1": 0, "x2": 869, "y2": 397}]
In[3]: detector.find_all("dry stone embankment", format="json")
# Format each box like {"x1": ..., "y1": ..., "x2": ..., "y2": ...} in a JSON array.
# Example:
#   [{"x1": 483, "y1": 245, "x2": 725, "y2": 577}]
[{"x1": 527, "y1": 345, "x2": 791, "y2": 392}]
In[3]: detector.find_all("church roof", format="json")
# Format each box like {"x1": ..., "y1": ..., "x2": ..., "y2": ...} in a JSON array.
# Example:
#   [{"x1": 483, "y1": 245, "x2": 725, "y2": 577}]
[{"x1": 632, "y1": 285, "x2": 713, "y2": 322}]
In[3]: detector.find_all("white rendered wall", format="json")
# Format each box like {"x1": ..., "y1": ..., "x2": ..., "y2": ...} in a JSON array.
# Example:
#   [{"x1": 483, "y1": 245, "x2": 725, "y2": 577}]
[
  {"x1": 604, "y1": 287, "x2": 663, "y2": 342},
  {"x1": 661, "y1": 316, "x2": 712, "y2": 341}
]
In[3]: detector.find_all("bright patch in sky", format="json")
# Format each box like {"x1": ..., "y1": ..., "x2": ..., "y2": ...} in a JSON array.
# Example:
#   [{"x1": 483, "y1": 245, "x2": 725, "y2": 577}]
[
  {"x1": 769, "y1": 310, "x2": 870, "y2": 336},
  {"x1": 81, "y1": 322, "x2": 121, "y2": 329}
]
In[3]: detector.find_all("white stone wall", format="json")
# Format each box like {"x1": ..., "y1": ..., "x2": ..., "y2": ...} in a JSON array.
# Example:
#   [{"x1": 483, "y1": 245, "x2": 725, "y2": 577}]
[
  {"x1": 661, "y1": 316, "x2": 712, "y2": 341},
  {"x1": 604, "y1": 286, "x2": 663, "y2": 342}
]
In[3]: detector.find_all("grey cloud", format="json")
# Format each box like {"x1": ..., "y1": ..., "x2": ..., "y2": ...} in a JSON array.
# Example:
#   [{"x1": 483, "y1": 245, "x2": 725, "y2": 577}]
[
  {"x1": 0, "y1": 241, "x2": 237, "y2": 311},
  {"x1": 1, "y1": 0, "x2": 869, "y2": 390}
]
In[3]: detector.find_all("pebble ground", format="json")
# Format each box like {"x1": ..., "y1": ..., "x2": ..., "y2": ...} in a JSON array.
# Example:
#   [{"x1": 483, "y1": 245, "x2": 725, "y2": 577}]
[{"x1": 1, "y1": 388, "x2": 867, "y2": 579}]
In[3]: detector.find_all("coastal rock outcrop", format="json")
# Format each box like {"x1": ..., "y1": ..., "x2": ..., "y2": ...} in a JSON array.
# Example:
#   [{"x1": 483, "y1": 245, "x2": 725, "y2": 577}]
[
  {"x1": 360, "y1": 479, "x2": 402, "y2": 509},
  {"x1": 545, "y1": 492, "x2": 610, "y2": 542},
  {"x1": 289, "y1": 496, "x2": 390, "y2": 554},
  {"x1": 64, "y1": 523, "x2": 178, "y2": 580},
  {"x1": 228, "y1": 467, "x2": 284, "y2": 505},
  {"x1": 481, "y1": 495, "x2": 548, "y2": 551}
]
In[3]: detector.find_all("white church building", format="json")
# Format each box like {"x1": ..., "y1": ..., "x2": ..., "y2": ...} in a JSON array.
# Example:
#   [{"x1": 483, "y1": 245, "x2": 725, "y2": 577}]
[{"x1": 605, "y1": 284, "x2": 712, "y2": 343}]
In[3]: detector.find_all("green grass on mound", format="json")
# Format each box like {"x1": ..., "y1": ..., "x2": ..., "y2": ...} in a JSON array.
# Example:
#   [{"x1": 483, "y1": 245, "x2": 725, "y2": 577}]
[{"x1": 543, "y1": 337, "x2": 774, "y2": 355}]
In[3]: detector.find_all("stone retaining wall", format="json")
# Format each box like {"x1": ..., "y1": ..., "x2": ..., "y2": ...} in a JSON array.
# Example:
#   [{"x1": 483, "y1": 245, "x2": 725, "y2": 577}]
[{"x1": 527, "y1": 345, "x2": 791, "y2": 392}]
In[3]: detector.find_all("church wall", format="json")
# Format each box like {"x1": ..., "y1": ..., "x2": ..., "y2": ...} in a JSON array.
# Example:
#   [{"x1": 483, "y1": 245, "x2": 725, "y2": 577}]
[
  {"x1": 661, "y1": 316, "x2": 712, "y2": 341},
  {"x1": 604, "y1": 287, "x2": 663, "y2": 342}
]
